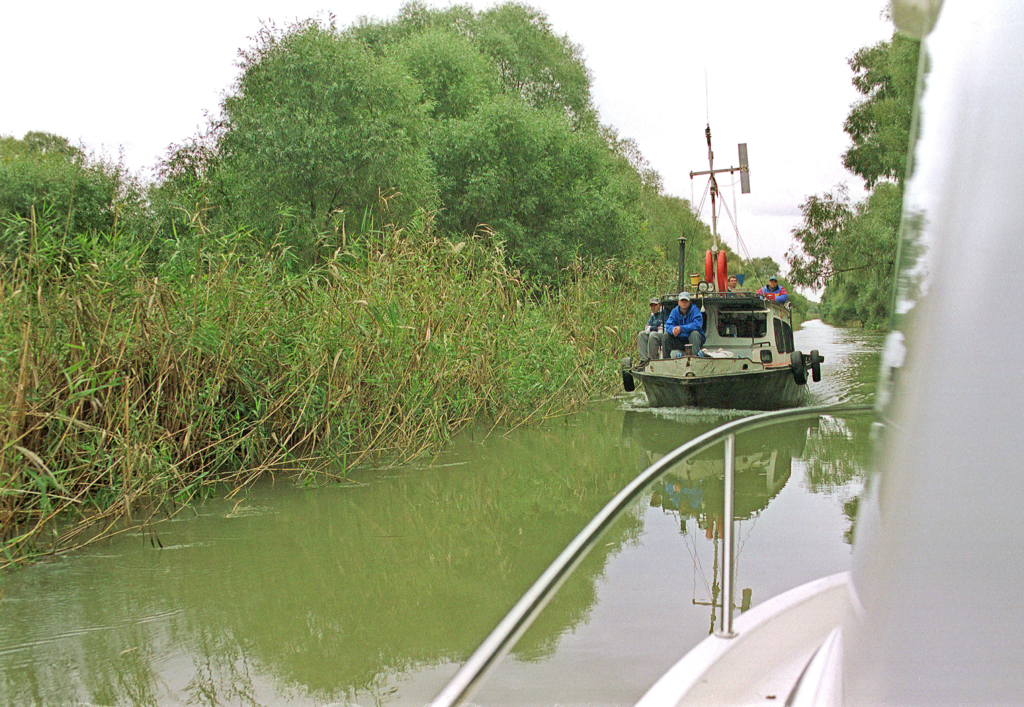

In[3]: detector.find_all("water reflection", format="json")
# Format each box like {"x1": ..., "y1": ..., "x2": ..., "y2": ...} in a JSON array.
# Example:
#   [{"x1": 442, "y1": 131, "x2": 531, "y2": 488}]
[
  {"x1": 0, "y1": 322, "x2": 882, "y2": 707},
  {"x1": 0, "y1": 411, "x2": 647, "y2": 706},
  {"x1": 626, "y1": 409, "x2": 806, "y2": 517}
]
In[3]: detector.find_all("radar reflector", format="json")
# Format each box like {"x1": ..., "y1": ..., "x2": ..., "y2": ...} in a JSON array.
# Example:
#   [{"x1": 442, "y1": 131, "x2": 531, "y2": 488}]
[{"x1": 738, "y1": 143, "x2": 750, "y2": 194}]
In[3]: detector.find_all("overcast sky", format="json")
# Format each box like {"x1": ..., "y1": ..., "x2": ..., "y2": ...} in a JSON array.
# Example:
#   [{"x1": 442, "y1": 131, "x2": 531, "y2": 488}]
[{"x1": 0, "y1": 0, "x2": 893, "y2": 276}]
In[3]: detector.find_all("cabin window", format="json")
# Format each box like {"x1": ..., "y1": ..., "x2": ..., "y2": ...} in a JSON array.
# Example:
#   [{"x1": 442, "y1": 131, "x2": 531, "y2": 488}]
[
  {"x1": 773, "y1": 319, "x2": 794, "y2": 353},
  {"x1": 773, "y1": 319, "x2": 783, "y2": 350},
  {"x1": 717, "y1": 312, "x2": 767, "y2": 338}
]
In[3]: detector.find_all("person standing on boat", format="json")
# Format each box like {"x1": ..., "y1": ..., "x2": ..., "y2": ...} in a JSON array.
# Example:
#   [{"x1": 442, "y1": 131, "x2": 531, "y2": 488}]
[
  {"x1": 638, "y1": 296, "x2": 668, "y2": 361},
  {"x1": 662, "y1": 292, "x2": 705, "y2": 358},
  {"x1": 757, "y1": 275, "x2": 788, "y2": 303},
  {"x1": 727, "y1": 275, "x2": 746, "y2": 293}
]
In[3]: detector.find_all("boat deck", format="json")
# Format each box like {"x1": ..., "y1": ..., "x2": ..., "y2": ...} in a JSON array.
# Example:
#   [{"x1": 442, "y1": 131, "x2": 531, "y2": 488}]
[{"x1": 636, "y1": 573, "x2": 853, "y2": 707}]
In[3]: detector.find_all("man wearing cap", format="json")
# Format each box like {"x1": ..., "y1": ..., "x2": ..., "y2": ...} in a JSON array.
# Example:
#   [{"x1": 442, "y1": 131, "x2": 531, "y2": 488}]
[
  {"x1": 758, "y1": 275, "x2": 788, "y2": 303},
  {"x1": 637, "y1": 296, "x2": 668, "y2": 361},
  {"x1": 662, "y1": 292, "x2": 705, "y2": 358}
]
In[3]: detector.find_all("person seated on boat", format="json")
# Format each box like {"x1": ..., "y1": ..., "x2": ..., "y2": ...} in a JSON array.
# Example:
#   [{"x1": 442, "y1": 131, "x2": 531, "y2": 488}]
[
  {"x1": 662, "y1": 292, "x2": 705, "y2": 358},
  {"x1": 757, "y1": 275, "x2": 788, "y2": 303},
  {"x1": 727, "y1": 275, "x2": 748, "y2": 293},
  {"x1": 637, "y1": 296, "x2": 668, "y2": 361}
]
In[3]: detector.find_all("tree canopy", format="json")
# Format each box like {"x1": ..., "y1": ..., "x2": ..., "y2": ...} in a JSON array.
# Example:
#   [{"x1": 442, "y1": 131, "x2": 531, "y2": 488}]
[
  {"x1": 154, "y1": 3, "x2": 656, "y2": 283},
  {"x1": 787, "y1": 29, "x2": 920, "y2": 328},
  {"x1": 0, "y1": 132, "x2": 141, "y2": 260},
  {"x1": 842, "y1": 34, "x2": 920, "y2": 188},
  {"x1": 218, "y1": 20, "x2": 438, "y2": 239}
]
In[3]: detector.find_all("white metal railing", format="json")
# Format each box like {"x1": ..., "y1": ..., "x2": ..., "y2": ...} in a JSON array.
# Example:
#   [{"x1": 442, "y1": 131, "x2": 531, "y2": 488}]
[{"x1": 430, "y1": 402, "x2": 873, "y2": 707}]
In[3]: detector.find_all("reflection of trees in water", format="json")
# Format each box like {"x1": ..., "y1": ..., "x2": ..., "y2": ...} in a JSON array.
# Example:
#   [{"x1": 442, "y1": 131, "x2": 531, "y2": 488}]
[
  {"x1": 0, "y1": 407, "x2": 645, "y2": 706},
  {"x1": 843, "y1": 497, "x2": 860, "y2": 545},
  {"x1": 633, "y1": 411, "x2": 871, "y2": 551},
  {"x1": 799, "y1": 414, "x2": 873, "y2": 544},
  {"x1": 1, "y1": 408, "x2": 876, "y2": 705},
  {"x1": 800, "y1": 415, "x2": 872, "y2": 493}
]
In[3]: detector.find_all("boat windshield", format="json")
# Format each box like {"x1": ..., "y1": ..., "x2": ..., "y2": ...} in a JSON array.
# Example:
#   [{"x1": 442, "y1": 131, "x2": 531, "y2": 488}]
[{"x1": 717, "y1": 311, "x2": 767, "y2": 338}]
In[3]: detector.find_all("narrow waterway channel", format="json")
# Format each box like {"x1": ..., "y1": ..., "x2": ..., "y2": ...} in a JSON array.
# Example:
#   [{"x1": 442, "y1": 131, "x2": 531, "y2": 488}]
[{"x1": 0, "y1": 321, "x2": 884, "y2": 707}]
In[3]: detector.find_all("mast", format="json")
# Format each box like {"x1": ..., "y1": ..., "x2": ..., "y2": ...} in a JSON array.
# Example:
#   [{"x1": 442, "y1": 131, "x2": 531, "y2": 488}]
[
  {"x1": 689, "y1": 125, "x2": 750, "y2": 258},
  {"x1": 707, "y1": 126, "x2": 719, "y2": 252}
]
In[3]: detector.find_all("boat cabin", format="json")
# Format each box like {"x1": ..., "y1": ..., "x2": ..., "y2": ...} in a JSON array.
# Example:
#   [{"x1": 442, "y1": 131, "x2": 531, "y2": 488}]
[{"x1": 655, "y1": 292, "x2": 795, "y2": 364}]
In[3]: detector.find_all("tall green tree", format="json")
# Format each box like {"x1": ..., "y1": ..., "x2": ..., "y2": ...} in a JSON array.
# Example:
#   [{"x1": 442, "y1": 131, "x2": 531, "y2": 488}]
[
  {"x1": 787, "y1": 30, "x2": 919, "y2": 327},
  {"x1": 397, "y1": 28, "x2": 498, "y2": 121},
  {"x1": 380, "y1": 3, "x2": 638, "y2": 283},
  {"x1": 217, "y1": 20, "x2": 437, "y2": 245},
  {"x1": 0, "y1": 132, "x2": 143, "y2": 262},
  {"x1": 0, "y1": 132, "x2": 85, "y2": 163},
  {"x1": 843, "y1": 34, "x2": 921, "y2": 188},
  {"x1": 786, "y1": 186, "x2": 854, "y2": 290},
  {"x1": 432, "y1": 96, "x2": 643, "y2": 282},
  {"x1": 154, "y1": 3, "x2": 650, "y2": 284},
  {"x1": 474, "y1": 3, "x2": 595, "y2": 127},
  {"x1": 356, "y1": 2, "x2": 595, "y2": 127}
]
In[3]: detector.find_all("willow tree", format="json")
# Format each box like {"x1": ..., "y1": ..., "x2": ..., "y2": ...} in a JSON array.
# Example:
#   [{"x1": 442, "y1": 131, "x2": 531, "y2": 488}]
[
  {"x1": 0, "y1": 132, "x2": 142, "y2": 262},
  {"x1": 843, "y1": 33, "x2": 921, "y2": 188},
  {"x1": 217, "y1": 20, "x2": 438, "y2": 247},
  {"x1": 432, "y1": 96, "x2": 645, "y2": 282},
  {"x1": 787, "y1": 30, "x2": 920, "y2": 328},
  {"x1": 157, "y1": 4, "x2": 653, "y2": 283}
]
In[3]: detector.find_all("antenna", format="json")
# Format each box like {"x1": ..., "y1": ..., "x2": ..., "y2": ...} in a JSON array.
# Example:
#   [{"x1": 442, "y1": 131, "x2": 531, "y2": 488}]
[{"x1": 704, "y1": 71, "x2": 710, "y2": 125}]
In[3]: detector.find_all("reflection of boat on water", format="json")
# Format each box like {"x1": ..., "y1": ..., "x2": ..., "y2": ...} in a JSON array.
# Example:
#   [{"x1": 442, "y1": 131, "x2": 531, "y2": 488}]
[
  {"x1": 623, "y1": 410, "x2": 810, "y2": 515},
  {"x1": 431, "y1": 404, "x2": 868, "y2": 707},
  {"x1": 433, "y1": 2, "x2": 1024, "y2": 705},
  {"x1": 643, "y1": 442, "x2": 792, "y2": 520},
  {"x1": 621, "y1": 127, "x2": 823, "y2": 411},
  {"x1": 621, "y1": 409, "x2": 813, "y2": 458},
  {"x1": 626, "y1": 411, "x2": 810, "y2": 636},
  {"x1": 652, "y1": 463, "x2": 786, "y2": 637}
]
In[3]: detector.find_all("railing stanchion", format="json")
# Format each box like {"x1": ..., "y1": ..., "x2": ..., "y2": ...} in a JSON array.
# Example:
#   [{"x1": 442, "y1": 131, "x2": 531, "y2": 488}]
[{"x1": 717, "y1": 433, "x2": 737, "y2": 638}]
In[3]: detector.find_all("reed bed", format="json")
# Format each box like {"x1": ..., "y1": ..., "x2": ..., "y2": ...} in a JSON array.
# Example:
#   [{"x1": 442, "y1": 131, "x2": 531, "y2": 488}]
[{"x1": 0, "y1": 211, "x2": 660, "y2": 565}]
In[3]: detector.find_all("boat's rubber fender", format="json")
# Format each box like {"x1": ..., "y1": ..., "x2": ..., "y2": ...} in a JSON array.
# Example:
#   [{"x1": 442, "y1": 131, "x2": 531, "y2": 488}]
[
  {"x1": 622, "y1": 357, "x2": 635, "y2": 392},
  {"x1": 809, "y1": 349, "x2": 823, "y2": 383},
  {"x1": 716, "y1": 250, "x2": 728, "y2": 293},
  {"x1": 791, "y1": 350, "x2": 807, "y2": 385},
  {"x1": 705, "y1": 250, "x2": 714, "y2": 287}
]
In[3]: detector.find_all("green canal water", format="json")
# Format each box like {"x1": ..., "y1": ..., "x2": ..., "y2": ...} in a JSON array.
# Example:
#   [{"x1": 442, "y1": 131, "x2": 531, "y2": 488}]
[{"x1": 0, "y1": 321, "x2": 884, "y2": 706}]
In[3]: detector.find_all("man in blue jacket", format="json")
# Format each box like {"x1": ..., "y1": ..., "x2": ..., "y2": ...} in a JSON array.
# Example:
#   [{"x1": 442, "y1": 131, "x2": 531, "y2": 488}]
[
  {"x1": 757, "y1": 275, "x2": 788, "y2": 303},
  {"x1": 662, "y1": 292, "x2": 705, "y2": 358},
  {"x1": 638, "y1": 296, "x2": 669, "y2": 361}
]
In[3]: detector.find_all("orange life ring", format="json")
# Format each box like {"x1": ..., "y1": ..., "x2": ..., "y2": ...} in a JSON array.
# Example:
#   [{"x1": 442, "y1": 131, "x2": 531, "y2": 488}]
[
  {"x1": 717, "y1": 251, "x2": 728, "y2": 293},
  {"x1": 704, "y1": 250, "x2": 714, "y2": 285}
]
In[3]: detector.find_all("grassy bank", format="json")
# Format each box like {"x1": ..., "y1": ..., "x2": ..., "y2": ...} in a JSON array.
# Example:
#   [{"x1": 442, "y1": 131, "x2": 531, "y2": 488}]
[{"x1": 0, "y1": 212, "x2": 662, "y2": 565}]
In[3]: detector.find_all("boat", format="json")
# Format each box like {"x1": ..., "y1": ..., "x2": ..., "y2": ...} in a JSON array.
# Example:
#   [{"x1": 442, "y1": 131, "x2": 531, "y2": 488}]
[
  {"x1": 621, "y1": 130, "x2": 823, "y2": 410},
  {"x1": 432, "y1": 0, "x2": 1024, "y2": 704},
  {"x1": 623, "y1": 289, "x2": 819, "y2": 409}
]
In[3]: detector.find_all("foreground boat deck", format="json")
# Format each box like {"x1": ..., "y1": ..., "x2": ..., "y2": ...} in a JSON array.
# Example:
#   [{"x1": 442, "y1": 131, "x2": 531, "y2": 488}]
[{"x1": 636, "y1": 573, "x2": 853, "y2": 707}]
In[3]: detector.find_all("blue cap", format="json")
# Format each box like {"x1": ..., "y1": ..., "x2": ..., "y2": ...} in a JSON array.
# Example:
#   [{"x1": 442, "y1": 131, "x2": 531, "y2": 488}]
[{"x1": 769, "y1": 274, "x2": 779, "y2": 281}]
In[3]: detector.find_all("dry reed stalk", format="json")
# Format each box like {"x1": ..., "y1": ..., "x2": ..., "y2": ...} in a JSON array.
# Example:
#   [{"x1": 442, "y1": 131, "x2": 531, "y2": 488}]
[{"x1": 3, "y1": 321, "x2": 32, "y2": 487}]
